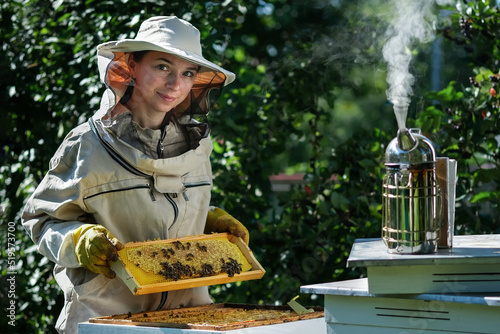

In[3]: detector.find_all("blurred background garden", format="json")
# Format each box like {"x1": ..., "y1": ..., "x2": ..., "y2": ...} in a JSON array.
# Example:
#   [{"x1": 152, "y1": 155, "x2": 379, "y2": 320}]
[{"x1": 1, "y1": 0, "x2": 500, "y2": 332}]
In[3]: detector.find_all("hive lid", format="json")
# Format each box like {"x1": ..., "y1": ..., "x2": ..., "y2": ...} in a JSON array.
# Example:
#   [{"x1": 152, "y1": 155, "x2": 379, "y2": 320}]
[{"x1": 346, "y1": 235, "x2": 500, "y2": 268}]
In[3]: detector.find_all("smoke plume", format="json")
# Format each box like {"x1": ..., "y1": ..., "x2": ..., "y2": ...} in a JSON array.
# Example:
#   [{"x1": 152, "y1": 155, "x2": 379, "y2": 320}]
[{"x1": 383, "y1": 0, "x2": 450, "y2": 129}]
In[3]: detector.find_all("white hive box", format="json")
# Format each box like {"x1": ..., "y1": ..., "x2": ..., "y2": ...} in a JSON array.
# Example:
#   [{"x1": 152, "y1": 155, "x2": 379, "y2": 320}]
[
  {"x1": 79, "y1": 318, "x2": 325, "y2": 334},
  {"x1": 301, "y1": 278, "x2": 500, "y2": 334},
  {"x1": 347, "y1": 234, "x2": 500, "y2": 294}
]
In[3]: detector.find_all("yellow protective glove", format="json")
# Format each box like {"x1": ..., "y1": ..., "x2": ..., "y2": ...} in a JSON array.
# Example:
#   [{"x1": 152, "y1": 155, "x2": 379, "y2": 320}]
[
  {"x1": 73, "y1": 224, "x2": 124, "y2": 279},
  {"x1": 205, "y1": 208, "x2": 250, "y2": 245}
]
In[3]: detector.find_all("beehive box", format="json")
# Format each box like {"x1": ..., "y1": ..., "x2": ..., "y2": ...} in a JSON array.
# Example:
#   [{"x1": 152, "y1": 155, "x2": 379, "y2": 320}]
[
  {"x1": 346, "y1": 235, "x2": 500, "y2": 294},
  {"x1": 301, "y1": 278, "x2": 500, "y2": 334},
  {"x1": 88, "y1": 303, "x2": 325, "y2": 331},
  {"x1": 111, "y1": 233, "x2": 265, "y2": 295}
]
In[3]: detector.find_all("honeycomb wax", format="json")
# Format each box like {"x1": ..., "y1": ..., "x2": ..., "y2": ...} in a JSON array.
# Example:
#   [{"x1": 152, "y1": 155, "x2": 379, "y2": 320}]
[{"x1": 117, "y1": 236, "x2": 252, "y2": 285}]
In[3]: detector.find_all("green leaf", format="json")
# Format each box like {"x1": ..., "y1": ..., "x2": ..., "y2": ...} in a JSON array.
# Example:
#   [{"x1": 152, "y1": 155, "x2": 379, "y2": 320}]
[
  {"x1": 330, "y1": 192, "x2": 350, "y2": 211},
  {"x1": 473, "y1": 168, "x2": 500, "y2": 183},
  {"x1": 475, "y1": 68, "x2": 495, "y2": 83},
  {"x1": 436, "y1": 82, "x2": 460, "y2": 102},
  {"x1": 470, "y1": 191, "x2": 492, "y2": 203}
]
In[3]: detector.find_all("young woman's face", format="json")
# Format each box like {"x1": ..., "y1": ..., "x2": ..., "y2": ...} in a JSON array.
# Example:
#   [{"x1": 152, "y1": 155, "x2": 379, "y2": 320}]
[{"x1": 128, "y1": 51, "x2": 199, "y2": 116}]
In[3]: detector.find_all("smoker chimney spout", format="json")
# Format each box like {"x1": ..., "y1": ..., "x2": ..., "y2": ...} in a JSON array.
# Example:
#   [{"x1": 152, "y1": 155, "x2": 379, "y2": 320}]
[{"x1": 396, "y1": 127, "x2": 417, "y2": 151}]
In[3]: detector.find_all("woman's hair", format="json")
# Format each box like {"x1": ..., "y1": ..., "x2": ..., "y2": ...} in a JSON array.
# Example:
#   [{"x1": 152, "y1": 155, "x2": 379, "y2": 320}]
[{"x1": 132, "y1": 50, "x2": 150, "y2": 63}]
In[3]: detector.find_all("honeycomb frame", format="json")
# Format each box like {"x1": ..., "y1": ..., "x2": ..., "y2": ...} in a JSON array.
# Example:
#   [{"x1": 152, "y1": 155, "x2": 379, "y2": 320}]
[{"x1": 110, "y1": 233, "x2": 265, "y2": 295}]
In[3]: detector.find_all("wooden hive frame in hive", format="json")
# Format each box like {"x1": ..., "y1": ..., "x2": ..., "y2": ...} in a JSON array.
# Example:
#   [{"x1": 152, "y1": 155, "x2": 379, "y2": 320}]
[{"x1": 89, "y1": 303, "x2": 325, "y2": 331}]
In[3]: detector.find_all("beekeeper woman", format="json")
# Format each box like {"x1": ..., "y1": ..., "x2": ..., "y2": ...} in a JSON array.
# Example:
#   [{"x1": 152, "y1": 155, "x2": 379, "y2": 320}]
[{"x1": 22, "y1": 16, "x2": 249, "y2": 333}]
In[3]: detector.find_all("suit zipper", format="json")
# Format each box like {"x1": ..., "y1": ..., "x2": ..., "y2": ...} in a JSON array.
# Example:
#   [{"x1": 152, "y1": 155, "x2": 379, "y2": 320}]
[
  {"x1": 182, "y1": 181, "x2": 211, "y2": 201},
  {"x1": 164, "y1": 179, "x2": 211, "y2": 232},
  {"x1": 146, "y1": 182, "x2": 156, "y2": 201},
  {"x1": 184, "y1": 181, "x2": 211, "y2": 188},
  {"x1": 83, "y1": 183, "x2": 156, "y2": 201},
  {"x1": 157, "y1": 126, "x2": 167, "y2": 159},
  {"x1": 166, "y1": 193, "x2": 178, "y2": 231}
]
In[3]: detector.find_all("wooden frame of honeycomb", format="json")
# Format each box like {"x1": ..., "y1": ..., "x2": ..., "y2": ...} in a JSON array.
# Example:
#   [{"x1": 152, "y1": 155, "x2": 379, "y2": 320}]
[
  {"x1": 89, "y1": 303, "x2": 324, "y2": 331},
  {"x1": 110, "y1": 233, "x2": 265, "y2": 295}
]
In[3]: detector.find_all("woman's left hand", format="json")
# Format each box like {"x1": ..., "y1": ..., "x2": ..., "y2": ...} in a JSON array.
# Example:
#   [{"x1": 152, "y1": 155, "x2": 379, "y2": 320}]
[{"x1": 205, "y1": 208, "x2": 249, "y2": 245}]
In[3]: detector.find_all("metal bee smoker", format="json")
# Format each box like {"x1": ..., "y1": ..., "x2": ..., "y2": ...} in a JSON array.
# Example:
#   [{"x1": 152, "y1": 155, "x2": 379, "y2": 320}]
[{"x1": 382, "y1": 128, "x2": 441, "y2": 254}]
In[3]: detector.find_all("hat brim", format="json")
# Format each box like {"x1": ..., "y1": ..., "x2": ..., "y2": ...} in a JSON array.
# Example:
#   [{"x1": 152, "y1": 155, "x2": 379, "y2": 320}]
[{"x1": 97, "y1": 40, "x2": 235, "y2": 86}]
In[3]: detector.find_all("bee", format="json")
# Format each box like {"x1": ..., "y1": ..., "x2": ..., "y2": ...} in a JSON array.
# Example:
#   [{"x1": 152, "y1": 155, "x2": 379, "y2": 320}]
[
  {"x1": 196, "y1": 243, "x2": 207, "y2": 252},
  {"x1": 173, "y1": 240, "x2": 186, "y2": 250},
  {"x1": 137, "y1": 250, "x2": 142, "y2": 256},
  {"x1": 186, "y1": 242, "x2": 191, "y2": 250},
  {"x1": 152, "y1": 251, "x2": 158, "y2": 258},
  {"x1": 200, "y1": 263, "x2": 214, "y2": 277},
  {"x1": 168, "y1": 248, "x2": 175, "y2": 255},
  {"x1": 221, "y1": 258, "x2": 242, "y2": 277},
  {"x1": 159, "y1": 262, "x2": 180, "y2": 281}
]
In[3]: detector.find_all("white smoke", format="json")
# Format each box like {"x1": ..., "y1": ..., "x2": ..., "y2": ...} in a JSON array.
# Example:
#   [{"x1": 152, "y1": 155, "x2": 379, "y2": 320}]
[{"x1": 383, "y1": 0, "x2": 452, "y2": 129}]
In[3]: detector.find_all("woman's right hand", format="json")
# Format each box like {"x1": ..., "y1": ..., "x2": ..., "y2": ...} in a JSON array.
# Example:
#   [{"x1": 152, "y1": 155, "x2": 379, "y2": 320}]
[{"x1": 73, "y1": 225, "x2": 124, "y2": 279}]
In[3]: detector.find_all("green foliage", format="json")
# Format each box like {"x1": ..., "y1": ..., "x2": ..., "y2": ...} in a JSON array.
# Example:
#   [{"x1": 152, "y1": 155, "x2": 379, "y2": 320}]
[
  {"x1": 416, "y1": 0, "x2": 500, "y2": 235},
  {"x1": 1, "y1": 0, "x2": 499, "y2": 333}
]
